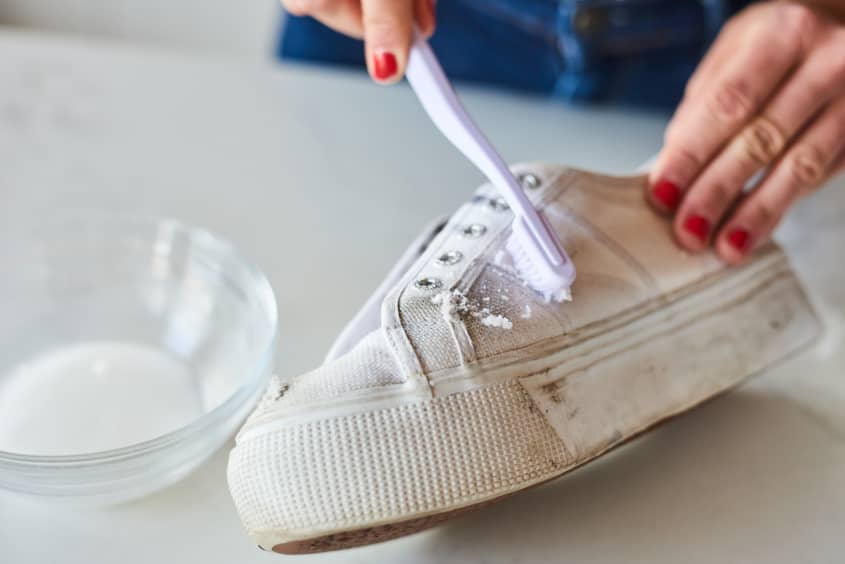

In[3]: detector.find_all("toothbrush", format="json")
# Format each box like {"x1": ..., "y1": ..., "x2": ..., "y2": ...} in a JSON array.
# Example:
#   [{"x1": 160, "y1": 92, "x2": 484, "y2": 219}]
[{"x1": 405, "y1": 32, "x2": 576, "y2": 302}]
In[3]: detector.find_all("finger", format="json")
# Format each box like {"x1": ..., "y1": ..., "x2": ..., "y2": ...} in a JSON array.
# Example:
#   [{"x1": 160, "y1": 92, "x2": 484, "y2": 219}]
[
  {"x1": 284, "y1": 0, "x2": 364, "y2": 38},
  {"x1": 715, "y1": 93, "x2": 845, "y2": 264},
  {"x1": 647, "y1": 5, "x2": 816, "y2": 211},
  {"x1": 414, "y1": 0, "x2": 436, "y2": 38},
  {"x1": 674, "y1": 3, "x2": 801, "y2": 147},
  {"x1": 684, "y1": 10, "x2": 747, "y2": 100},
  {"x1": 673, "y1": 36, "x2": 845, "y2": 251},
  {"x1": 361, "y1": 0, "x2": 414, "y2": 84},
  {"x1": 679, "y1": 2, "x2": 768, "y2": 109}
]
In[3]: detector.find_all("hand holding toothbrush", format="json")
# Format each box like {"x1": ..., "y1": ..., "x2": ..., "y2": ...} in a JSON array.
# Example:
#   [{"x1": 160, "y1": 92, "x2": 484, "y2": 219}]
[
  {"x1": 283, "y1": 0, "x2": 845, "y2": 268},
  {"x1": 282, "y1": 0, "x2": 435, "y2": 83}
]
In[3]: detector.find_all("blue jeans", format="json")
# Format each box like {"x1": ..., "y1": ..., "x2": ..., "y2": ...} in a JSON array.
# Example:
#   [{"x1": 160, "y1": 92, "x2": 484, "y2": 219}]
[{"x1": 278, "y1": 0, "x2": 753, "y2": 109}]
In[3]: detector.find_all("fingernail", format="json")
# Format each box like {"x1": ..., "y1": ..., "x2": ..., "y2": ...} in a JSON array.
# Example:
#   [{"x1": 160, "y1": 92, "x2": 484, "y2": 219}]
[
  {"x1": 683, "y1": 214, "x2": 711, "y2": 242},
  {"x1": 652, "y1": 179, "x2": 681, "y2": 211},
  {"x1": 372, "y1": 51, "x2": 398, "y2": 81},
  {"x1": 727, "y1": 228, "x2": 751, "y2": 253}
]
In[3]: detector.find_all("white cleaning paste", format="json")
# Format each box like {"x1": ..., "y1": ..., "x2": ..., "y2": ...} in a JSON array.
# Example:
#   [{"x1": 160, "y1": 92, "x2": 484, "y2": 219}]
[
  {"x1": 0, "y1": 342, "x2": 203, "y2": 456},
  {"x1": 431, "y1": 290, "x2": 470, "y2": 322},
  {"x1": 480, "y1": 314, "x2": 513, "y2": 330},
  {"x1": 432, "y1": 289, "x2": 515, "y2": 330}
]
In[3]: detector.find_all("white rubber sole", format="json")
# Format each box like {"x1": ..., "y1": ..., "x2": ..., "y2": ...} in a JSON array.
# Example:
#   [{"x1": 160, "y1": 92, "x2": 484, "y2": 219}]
[{"x1": 227, "y1": 247, "x2": 821, "y2": 554}]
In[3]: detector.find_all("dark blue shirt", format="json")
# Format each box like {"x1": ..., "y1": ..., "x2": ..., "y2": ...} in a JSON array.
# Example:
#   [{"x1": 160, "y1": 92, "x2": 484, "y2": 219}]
[{"x1": 279, "y1": 0, "x2": 753, "y2": 109}]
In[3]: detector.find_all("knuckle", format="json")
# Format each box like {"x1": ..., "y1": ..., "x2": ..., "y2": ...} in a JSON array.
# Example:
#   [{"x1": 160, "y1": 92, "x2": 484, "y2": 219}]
[
  {"x1": 363, "y1": 15, "x2": 407, "y2": 45},
  {"x1": 708, "y1": 79, "x2": 755, "y2": 126},
  {"x1": 744, "y1": 5, "x2": 813, "y2": 65},
  {"x1": 706, "y1": 182, "x2": 736, "y2": 209},
  {"x1": 739, "y1": 117, "x2": 787, "y2": 166},
  {"x1": 788, "y1": 144, "x2": 828, "y2": 192},
  {"x1": 779, "y1": 2, "x2": 822, "y2": 43},
  {"x1": 781, "y1": 2, "x2": 822, "y2": 35}
]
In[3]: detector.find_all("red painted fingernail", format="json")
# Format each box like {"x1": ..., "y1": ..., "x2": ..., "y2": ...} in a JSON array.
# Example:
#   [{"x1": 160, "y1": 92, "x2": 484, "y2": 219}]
[
  {"x1": 373, "y1": 51, "x2": 398, "y2": 81},
  {"x1": 728, "y1": 228, "x2": 751, "y2": 253},
  {"x1": 683, "y1": 214, "x2": 711, "y2": 242},
  {"x1": 652, "y1": 179, "x2": 681, "y2": 211}
]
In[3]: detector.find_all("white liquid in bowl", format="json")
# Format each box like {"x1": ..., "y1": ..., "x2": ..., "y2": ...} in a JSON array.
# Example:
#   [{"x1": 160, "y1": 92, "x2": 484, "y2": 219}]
[{"x1": 0, "y1": 342, "x2": 204, "y2": 456}]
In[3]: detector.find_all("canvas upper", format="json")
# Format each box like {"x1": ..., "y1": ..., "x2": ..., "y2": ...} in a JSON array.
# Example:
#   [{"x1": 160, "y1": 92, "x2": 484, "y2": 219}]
[{"x1": 241, "y1": 163, "x2": 740, "y2": 429}]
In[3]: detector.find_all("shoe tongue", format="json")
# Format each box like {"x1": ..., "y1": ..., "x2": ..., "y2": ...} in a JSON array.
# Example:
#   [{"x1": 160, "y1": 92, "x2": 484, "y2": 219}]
[{"x1": 323, "y1": 217, "x2": 449, "y2": 363}]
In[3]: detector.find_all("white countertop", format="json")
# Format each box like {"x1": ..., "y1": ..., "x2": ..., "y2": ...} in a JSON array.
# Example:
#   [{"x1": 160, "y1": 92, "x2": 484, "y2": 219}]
[{"x1": 1, "y1": 28, "x2": 843, "y2": 564}]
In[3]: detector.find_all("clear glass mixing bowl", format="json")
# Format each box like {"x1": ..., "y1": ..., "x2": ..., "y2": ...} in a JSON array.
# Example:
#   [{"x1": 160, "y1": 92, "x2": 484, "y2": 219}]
[{"x1": 0, "y1": 214, "x2": 277, "y2": 504}]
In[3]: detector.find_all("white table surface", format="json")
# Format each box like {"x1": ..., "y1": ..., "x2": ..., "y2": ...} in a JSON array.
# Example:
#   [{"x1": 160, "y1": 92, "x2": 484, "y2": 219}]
[{"x1": 1, "y1": 28, "x2": 843, "y2": 564}]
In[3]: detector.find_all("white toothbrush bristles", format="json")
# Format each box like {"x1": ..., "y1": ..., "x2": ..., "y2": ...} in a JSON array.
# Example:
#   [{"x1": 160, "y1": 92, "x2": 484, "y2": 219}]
[{"x1": 506, "y1": 231, "x2": 574, "y2": 303}]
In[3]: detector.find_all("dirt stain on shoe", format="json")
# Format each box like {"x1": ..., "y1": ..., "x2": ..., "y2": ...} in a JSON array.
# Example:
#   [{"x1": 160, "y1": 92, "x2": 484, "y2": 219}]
[
  {"x1": 514, "y1": 383, "x2": 543, "y2": 416},
  {"x1": 274, "y1": 383, "x2": 290, "y2": 401},
  {"x1": 541, "y1": 382, "x2": 563, "y2": 404}
]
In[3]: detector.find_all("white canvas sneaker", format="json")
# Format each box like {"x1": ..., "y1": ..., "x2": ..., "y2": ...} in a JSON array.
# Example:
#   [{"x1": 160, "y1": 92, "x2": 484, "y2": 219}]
[{"x1": 227, "y1": 164, "x2": 821, "y2": 554}]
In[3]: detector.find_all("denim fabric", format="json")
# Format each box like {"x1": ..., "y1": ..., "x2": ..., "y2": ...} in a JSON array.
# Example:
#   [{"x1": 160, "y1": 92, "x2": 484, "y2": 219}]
[{"x1": 279, "y1": 0, "x2": 754, "y2": 109}]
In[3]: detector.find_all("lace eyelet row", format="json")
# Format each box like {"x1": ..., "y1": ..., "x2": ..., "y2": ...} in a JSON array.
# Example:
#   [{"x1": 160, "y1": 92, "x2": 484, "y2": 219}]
[{"x1": 414, "y1": 172, "x2": 541, "y2": 291}]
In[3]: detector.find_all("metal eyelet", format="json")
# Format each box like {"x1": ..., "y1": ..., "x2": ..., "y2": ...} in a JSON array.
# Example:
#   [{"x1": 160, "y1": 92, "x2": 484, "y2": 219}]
[
  {"x1": 435, "y1": 250, "x2": 463, "y2": 266},
  {"x1": 518, "y1": 172, "x2": 541, "y2": 190},
  {"x1": 489, "y1": 197, "x2": 509, "y2": 211},
  {"x1": 461, "y1": 224, "x2": 487, "y2": 238},
  {"x1": 414, "y1": 277, "x2": 442, "y2": 291}
]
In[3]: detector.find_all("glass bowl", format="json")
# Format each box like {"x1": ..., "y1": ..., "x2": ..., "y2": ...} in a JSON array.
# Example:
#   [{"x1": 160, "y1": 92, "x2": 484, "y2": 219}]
[{"x1": 0, "y1": 214, "x2": 277, "y2": 504}]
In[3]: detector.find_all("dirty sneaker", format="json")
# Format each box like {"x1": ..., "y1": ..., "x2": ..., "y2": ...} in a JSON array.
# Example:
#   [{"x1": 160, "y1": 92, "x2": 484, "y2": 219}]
[{"x1": 227, "y1": 164, "x2": 821, "y2": 554}]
